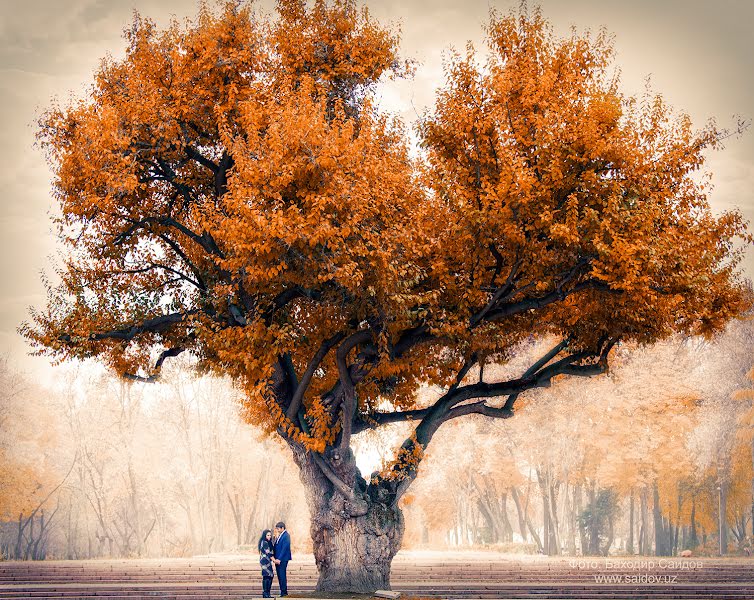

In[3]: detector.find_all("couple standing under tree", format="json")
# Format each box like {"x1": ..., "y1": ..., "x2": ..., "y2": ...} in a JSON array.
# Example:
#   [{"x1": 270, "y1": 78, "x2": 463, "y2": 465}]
[{"x1": 258, "y1": 522, "x2": 292, "y2": 598}]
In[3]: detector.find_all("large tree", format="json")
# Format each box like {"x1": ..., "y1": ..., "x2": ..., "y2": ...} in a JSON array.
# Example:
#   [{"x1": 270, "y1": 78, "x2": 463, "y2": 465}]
[{"x1": 23, "y1": 0, "x2": 750, "y2": 592}]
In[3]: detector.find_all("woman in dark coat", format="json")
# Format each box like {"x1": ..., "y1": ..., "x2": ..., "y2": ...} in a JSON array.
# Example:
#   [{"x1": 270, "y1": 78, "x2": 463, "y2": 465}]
[{"x1": 258, "y1": 529, "x2": 275, "y2": 598}]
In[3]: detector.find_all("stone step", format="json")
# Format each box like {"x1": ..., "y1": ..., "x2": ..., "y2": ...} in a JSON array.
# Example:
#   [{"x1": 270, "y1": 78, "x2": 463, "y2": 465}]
[
  {"x1": 2, "y1": 554, "x2": 753, "y2": 599},
  {"x1": 2, "y1": 572, "x2": 752, "y2": 581},
  {"x1": 1, "y1": 576, "x2": 746, "y2": 579},
  {"x1": 6, "y1": 568, "x2": 747, "y2": 572},
  {"x1": 2, "y1": 585, "x2": 754, "y2": 600},
  {"x1": 2, "y1": 566, "x2": 750, "y2": 572}
]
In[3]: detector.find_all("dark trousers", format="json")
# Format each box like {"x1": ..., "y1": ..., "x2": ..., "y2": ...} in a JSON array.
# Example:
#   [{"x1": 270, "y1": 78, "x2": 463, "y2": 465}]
[
  {"x1": 275, "y1": 561, "x2": 289, "y2": 595},
  {"x1": 262, "y1": 575, "x2": 273, "y2": 597}
]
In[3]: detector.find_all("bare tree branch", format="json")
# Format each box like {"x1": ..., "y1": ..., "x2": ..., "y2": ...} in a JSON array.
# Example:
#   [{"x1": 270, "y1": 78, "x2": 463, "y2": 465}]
[{"x1": 115, "y1": 263, "x2": 204, "y2": 290}]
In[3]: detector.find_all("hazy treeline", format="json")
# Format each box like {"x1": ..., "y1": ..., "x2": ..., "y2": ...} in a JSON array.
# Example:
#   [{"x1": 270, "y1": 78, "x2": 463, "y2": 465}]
[
  {"x1": 0, "y1": 361, "x2": 307, "y2": 560},
  {"x1": 2, "y1": 319, "x2": 754, "y2": 559}
]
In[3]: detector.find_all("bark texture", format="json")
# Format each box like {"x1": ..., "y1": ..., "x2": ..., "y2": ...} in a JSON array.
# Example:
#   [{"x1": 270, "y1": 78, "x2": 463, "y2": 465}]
[{"x1": 293, "y1": 446, "x2": 404, "y2": 593}]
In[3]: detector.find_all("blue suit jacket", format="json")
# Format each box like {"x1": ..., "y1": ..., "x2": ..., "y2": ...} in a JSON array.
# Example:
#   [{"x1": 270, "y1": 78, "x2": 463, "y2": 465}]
[{"x1": 274, "y1": 530, "x2": 292, "y2": 562}]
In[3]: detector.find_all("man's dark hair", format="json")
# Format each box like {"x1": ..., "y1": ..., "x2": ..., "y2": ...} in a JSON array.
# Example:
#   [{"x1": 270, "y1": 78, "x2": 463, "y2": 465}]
[{"x1": 276, "y1": 521, "x2": 286, "y2": 529}]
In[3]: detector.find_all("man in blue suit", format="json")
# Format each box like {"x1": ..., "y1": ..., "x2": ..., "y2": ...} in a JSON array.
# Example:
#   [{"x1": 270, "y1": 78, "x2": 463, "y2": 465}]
[{"x1": 273, "y1": 521, "x2": 292, "y2": 597}]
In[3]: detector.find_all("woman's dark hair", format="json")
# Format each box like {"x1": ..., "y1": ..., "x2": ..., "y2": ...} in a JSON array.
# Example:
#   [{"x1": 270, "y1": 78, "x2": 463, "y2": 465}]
[{"x1": 258, "y1": 529, "x2": 272, "y2": 552}]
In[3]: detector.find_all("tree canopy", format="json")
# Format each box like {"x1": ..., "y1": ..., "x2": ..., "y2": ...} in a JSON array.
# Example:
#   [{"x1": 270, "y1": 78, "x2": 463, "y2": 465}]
[{"x1": 24, "y1": 0, "x2": 750, "y2": 508}]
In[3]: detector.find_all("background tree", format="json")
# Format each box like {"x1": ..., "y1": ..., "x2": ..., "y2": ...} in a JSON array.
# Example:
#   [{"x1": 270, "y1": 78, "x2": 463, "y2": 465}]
[
  {"x1": 0, "y1": 360, "x2": 72, "y2": 560},
  {"x1": 731, "y1": 334, "x2": 754, "y2": 549},
  {"x1": 579, "y1": 488, "x2": 619, "y2": 556},
  {"x1": 687, "y1": 317, "x2": 754, "y2": 553},
  {"x1": 1, "y1": 360, "x2": 309, "y2": 560},
  {"x1": 22, "y1": 0, "x2": 750, "y2": 591}
]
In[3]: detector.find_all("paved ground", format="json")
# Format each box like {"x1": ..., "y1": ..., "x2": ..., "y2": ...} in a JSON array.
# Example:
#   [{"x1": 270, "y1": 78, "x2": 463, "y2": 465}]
[{"x1": 1, "y1": 550, "x2": 753, "y2": 599}]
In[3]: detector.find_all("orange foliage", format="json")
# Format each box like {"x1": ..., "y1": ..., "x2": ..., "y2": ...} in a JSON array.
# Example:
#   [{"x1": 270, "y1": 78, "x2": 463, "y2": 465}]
[
  {"x1": 22, "y1": 1, "x2": 750, "y2": 487},
  {"x1": 374, "y1": 432, "x2": 425, "y2": 483}
]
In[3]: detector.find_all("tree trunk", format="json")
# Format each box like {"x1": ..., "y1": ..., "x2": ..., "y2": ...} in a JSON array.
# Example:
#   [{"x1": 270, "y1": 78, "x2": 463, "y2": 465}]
[
  {"x1": 474, "y1": 476, "x2": 504, "y2": 543},
  {"x1": 653, "y1": 482, "x2": 666, "y2": 556},
  {"x1": 603, "y1": 510, "x2": 614, "y2": 556},
  {"x1": 36, "y1": 512, "x2": 45, "y2": 560},
  {"x1": 538, "y1": 467, "x2": 557, "y2": 555},
  {"x1": 16, "y1": 513, "x2": 24, "y2": 559},
  {"x1": 751, "y1": 437, "x2": 754, "y2": 540},
  {"x1": 575, "y1": 484, "x2": 587, "y2": 555},
  {"x1": 587, "y1": 483, "x2": 599, "y2": 556},
  {"x1": 564, "y1": 483, "x2": 576, "y2": 555},
  {"x1": 228, "y1": 491, "x2": 242, "y2": 546},
  {"x1": 671, "y1": 519, "x2": 678, "y2": 555},
  {"x1": 627, "y1": 490, "x2": 634, "y2": 555},
  {"x1": 548, "y1": 477, "x2": 561, "y2": 555},
  {"x1": 640, "y1": 487, "x2": 649, "y2": 555},
  {"x1": 526, "y1": 514, "x2": 544, "y2": 553},
  {"x1": 127, "y1": 463, "x2": 144, "y2": 557},
  {"x1": 294, "y1": 447, "x2": 404, "y2": 593},
  {"x1": 26, "y1": 513, "x2": 35, "y2": 560},
  {"x1": 542, "y1": 490, "x2": 551, "y2": 554},
  {"x1": 510, "y1": 487, "x2": 528, "y2": 542},
  {"x1": 732, "y1": 514, "x2": 746, "y2": 544},
  {"x1": 500, "y1": 492, "x2": 514, "y2": 543},
  {"x1": 476, "y1": 498, "x2": 498, "y2": 542},
  {"x1": 720, "y1": 481, "x2": 728, "y2": 555}
]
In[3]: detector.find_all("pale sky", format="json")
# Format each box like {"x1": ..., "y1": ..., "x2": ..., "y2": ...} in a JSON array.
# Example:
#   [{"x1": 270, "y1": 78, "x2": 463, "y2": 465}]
[{"x1": 1, "y1": 0, "x2": 752, "y2": 379}]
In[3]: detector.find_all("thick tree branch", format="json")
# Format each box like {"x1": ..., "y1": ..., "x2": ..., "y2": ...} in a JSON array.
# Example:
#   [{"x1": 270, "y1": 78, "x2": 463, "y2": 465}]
[
  {"x1": 445, "y1": 401, "x2": 513, "y2": 421},
  {"x1": 440, "y1": 347, "x2": 609, "y2": 410},
  {"x1": 320, "y1": 323, "x2": 431, "y2": 410},
  {"x1": 155, "y1": 346, "x2": 185, "y2": 370},
  {"x1": 156, "y1": 233, "x2": 208, "y2": 291},
  {"x1": 124, "y1": 346, "x2": 185, "y2": 383},
  {"x1": 363, "y1": 273, "x2": 611, "y2": 381},
  {"x1": 485, "y1": 279, "x2": 614, "y2": 322},
  {"x1": 113, "y1": 215, "x2": 224, "y2": 259},
  {"x1": 356, "y1": 407, "x2": 431, "y2": 429},
  {"x1": 215, "y1": 151, "x2": 234, "y2": 197},
  {"x1": 322, "y1": 271, "x2": 611, "y2": 422},
  {"x1": 306, "y1": 264, "x2": 618, "y2": 446},
  {"x1": 262, "y1": 287, "x2": 319, "y2": 325},
  {"x1": 336, "y1": 331, "x2": 372, "y2": 451},
  {"x1": 377, "y1": 337, "x2": 618, "y2": 503},
  {"x1": 320, "y1": 346, "x2": 378, "y2": 414},
  {"x1": 392, "y1": 324, "x2": 431, "y2": 356},
  {"x1": 59, "y1": 310, "x2": 199, "y2": 344},
  {"x1": 473, "y1": 257, "x2": 524, "y2": 326},
  {"x1": 184, "y1": 144, "x2": 219, "y2": 173},
  {"x1": 281, "y1": 353, "x2": 299, "y2": 398},
  {"x1": 503, "y1": 338, "x2": 569, "y2": 410},
  {"x1": 360, "y1": 340, "x2": 570, "y2": 431},
  {"x1": 311, "y1": 453, "x2": 357, "y2": 502},
  {"x1": 487, "y1": 243, "x2": 506, "y2": 288},
  {"x1": 286, "y1": 332, "x2": 345, "y2": 421}
]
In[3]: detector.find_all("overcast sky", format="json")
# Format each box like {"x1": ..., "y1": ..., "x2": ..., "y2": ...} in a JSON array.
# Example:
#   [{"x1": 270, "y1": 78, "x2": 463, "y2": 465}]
[{"x1": 1, "y1": 0, "x2": 752, "y2": 379}]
